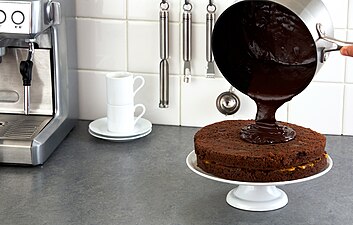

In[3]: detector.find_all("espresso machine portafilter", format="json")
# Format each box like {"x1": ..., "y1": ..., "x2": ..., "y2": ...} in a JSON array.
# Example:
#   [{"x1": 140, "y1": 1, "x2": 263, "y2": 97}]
[{"x1": 0, "y1": 0, "x2": 78, "y2": 165}]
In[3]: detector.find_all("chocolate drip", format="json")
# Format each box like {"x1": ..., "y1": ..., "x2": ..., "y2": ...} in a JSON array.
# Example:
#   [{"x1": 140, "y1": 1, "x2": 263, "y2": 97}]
[{"x1": 212, "y1": 1, "x2": 317, "y2": 144}]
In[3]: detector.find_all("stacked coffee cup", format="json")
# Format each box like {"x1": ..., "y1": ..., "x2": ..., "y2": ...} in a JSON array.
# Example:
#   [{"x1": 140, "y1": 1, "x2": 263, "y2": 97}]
[{"x1": 106, "y1": 72, "x2": 146, "y2": 134}]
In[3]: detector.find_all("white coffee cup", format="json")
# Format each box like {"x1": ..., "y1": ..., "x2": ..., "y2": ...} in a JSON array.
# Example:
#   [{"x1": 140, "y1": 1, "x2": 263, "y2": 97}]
[
  {"x1": 107, "y1": 103, "x2": 146, "y2": 133},
  {"x1": 106, "y1": 72, "x2": 145, "y2": 106}
]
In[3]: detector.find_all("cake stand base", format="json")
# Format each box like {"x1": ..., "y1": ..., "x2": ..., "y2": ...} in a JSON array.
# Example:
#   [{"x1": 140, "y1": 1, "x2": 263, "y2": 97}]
[
  {"x1": 226, "y1": 185, "x2": 288, "y2": 211},
  {"x1": 186, "y1": 151, "x2": 332, "y2": 212}
]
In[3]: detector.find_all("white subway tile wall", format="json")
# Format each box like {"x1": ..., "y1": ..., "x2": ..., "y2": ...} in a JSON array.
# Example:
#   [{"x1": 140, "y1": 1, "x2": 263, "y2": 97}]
[
  {"x1": 343, "y1": 85, "x2": 353, "y2": 135},
  {"x1": 76, "y1": 0, "x2": 126, "y2": 19},
  {"x1": 76, "y1": 19, "x2": 127, "y2": 71},
  {"x1": 346, "y1": 30, "x2": 353, "y2": 83},
  {"x1": 75, "y1": 0, "x2": 353, "y2": 135},
  {"x1": 288, "y1": 82, "x2": 345, "y2": 135}
]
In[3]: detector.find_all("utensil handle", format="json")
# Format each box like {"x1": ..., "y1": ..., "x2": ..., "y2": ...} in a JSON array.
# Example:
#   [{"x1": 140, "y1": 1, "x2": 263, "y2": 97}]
[
  {"x1": 160, "y1": 10, "x2": 169, "y2": 60},
  {"x1": 159, "y1": 60, "x2": 169, "y2": 108},
  {"x1": 159, "y1": 2, "x2": 169, "y2": 108},
  {"x1": 183, "y1": 11, "x2": 192, "y2": 61},
  {"x1": 317, "y1": 23, "x2": 353, "y2": 47},
  {"x1": 206, "y1": 12, "x2": 214, "y2": 62}
]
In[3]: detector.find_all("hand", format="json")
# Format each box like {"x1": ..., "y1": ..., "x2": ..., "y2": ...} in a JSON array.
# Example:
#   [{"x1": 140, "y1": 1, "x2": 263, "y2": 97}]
[{"x1": 340, "y1": 46, "x2": 353, "y2": 57}]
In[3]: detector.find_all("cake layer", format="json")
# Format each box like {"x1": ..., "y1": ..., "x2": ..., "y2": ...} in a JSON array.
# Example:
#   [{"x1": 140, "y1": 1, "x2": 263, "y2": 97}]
[
  {"x1": 197, "y1": 153, "x2": 328, "y2": 182},
  {"x1": 194, "y1": 120, "x2": 326, "y2": 170}
]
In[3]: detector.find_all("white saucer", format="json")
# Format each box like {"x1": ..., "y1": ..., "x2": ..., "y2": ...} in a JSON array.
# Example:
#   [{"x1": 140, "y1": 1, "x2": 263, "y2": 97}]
[
  {"x1": 89, "y1": 117, "x2": 152, "y2": 138},
  {"x1": 89, "y1": 127, "x2": 152, "y2": 142}
]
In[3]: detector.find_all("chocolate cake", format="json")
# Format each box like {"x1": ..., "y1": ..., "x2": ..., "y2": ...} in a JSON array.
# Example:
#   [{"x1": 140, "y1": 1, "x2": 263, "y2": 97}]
[{"x1": 194, "y1": 120, "x2": 328, "y2": 182}]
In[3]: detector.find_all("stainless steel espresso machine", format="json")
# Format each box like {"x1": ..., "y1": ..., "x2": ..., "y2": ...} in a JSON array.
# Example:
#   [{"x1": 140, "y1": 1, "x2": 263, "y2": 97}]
[{"x1": 0, "y1": 0, "x2": 77, "y2": 165}]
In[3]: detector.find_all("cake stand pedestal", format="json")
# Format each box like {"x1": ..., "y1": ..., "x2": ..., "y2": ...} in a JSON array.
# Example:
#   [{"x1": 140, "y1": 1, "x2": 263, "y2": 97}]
[
  {"x1": 186, "y1": 151, "x2": 333, "y2": 212},
  {"x1": 226, "y1": 184, "x2": 288, "y2": 211}
]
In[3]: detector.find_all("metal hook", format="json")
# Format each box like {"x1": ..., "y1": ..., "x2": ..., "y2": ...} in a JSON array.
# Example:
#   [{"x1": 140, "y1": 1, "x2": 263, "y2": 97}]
[
  {"x1": 207, "y1": 0, "x2": 216, "y2": 13},
  {"x1": 160, "y1": 0, "x2": 169, "y2": 11},
  {"x1": 183, "y1": 0, "x2": 192, "y2": 11}
]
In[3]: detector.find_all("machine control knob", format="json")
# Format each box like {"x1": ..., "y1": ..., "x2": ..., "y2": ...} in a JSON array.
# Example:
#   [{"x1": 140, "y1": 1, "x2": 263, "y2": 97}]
[
  {"x1": 0, "y1": 10, "x2": 6, "y2": 24},
  {"x1": 11, "y1": 11, "x2": 25, "y2": 25}
]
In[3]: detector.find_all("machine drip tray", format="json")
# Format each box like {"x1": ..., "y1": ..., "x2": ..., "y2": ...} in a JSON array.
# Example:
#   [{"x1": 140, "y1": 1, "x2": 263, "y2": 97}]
[
  {"x1": 0, "y1": 114, "x2": 52, "y2": 164},
  {"x1": 0, "y1": 114, "x2": 51, "y2": 140}
]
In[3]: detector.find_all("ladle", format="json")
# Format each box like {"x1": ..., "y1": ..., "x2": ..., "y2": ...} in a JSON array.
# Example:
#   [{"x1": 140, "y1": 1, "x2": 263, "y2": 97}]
[{"x1": 216, "y1": 86, "x2": 240, "y2": 116}]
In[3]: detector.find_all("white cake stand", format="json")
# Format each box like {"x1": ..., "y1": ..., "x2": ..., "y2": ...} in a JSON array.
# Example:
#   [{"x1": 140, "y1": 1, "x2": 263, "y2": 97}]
[{"x1": 186, "y1": 151, "x2": 333, "y2": 212}]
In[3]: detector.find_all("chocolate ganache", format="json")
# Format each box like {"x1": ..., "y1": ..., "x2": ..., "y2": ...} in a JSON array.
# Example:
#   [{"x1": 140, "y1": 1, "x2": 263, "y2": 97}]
[{"x1": 212, "y1": 1, "x2": 317, "y2": 144}]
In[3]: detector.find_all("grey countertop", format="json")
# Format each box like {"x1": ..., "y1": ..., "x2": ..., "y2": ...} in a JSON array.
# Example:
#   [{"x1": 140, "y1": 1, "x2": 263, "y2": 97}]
[{"x1": 0, "y1": 120, "x2": 353, "y2": 225}]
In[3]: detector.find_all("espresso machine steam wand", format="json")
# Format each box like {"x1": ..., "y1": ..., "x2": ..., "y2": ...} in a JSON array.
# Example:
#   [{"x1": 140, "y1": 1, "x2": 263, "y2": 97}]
[{"x1": 20, "y1": 41, "x2": 35, "y2": 115}]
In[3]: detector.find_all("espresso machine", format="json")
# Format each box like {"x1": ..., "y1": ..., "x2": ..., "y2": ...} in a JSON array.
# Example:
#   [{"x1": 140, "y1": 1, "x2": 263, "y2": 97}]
[{"x1": 0, "y1": 0, "x2": 77, "y2": 165}]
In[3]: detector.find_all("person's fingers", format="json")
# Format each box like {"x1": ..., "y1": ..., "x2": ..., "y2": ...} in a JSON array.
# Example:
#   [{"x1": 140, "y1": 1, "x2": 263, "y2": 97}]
[{"x1": 340, "y1": 46, "x2": 353, "y2": 56}]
